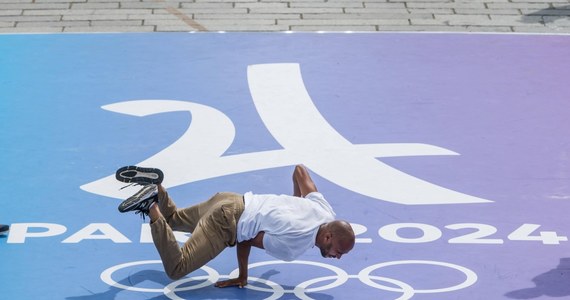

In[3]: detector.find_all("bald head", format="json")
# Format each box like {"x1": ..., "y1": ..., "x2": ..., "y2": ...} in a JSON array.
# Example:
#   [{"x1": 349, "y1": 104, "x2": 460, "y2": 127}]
[
  {"x1": 316, "y1": 220, "x2": 355, "y2": 259},
  {"x1": 328, "y1": 220, "x2": 355, "y2": 243}
]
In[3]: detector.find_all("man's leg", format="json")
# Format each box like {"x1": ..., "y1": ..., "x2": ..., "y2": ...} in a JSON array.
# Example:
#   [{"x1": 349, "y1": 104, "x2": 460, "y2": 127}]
[
  {"x1": 156, "y1": 185, "x2": 239, "y2": 233},
  {"x1": 150, "y1": 191, "x2": 244, "y2": 280},
  {"x1": 149, "y1": 207, "x2": 226, "y2": 280}
]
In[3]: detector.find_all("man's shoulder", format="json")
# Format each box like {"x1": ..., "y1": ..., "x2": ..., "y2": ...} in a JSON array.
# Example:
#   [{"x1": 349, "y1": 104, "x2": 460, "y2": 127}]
[
  {"x1": 305, "y1": 191, "x2": 325, "y2": 200},
  {"x1": 305, "y1": 192, "x2": 336, "y2": 217}
]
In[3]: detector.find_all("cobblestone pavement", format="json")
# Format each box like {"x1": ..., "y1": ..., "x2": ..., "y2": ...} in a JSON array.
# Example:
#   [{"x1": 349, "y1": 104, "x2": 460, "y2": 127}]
[{"x1": 0, "y1": 0, "x2": 569, "y2": 33}]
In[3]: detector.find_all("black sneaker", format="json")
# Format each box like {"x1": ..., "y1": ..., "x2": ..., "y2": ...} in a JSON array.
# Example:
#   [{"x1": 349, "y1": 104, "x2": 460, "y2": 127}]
[
  {"x1": 116, "y1": 166, "x2": 164, "y2": 185},
  {"x1": 118, "y1": 184, "x2": 158, "y2": 218},
  {"x1": 0, "y1": 224, "x2": 8, "y2": 235}
]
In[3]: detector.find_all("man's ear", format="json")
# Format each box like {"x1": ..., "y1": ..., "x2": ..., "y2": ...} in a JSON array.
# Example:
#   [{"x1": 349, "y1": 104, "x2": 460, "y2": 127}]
[{"x1": 325, "y1": 232, "x2": 333, "y2": 242}]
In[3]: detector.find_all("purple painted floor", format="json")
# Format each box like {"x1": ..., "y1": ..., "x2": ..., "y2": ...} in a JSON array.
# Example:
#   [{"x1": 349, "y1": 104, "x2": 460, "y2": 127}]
[{"x1": 1, "y1": 32, "x2": 570, "y2": 300}]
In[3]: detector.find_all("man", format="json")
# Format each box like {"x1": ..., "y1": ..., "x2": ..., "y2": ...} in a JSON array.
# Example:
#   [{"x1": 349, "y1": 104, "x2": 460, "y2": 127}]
[{"x1": 116, "y1": 164, "x2": 355, "y2": 288}]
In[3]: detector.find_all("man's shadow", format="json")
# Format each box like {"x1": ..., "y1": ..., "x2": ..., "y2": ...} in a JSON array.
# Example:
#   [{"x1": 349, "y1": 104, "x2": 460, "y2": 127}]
[
  {"x1": 65, "y1": 269, "x2": 253, "y2": 300},
  {"x1": 66, "y1": 270, "x2": 172, "y2": 300},
  {"x1": 65, "y1": 268, "x2": 333, "y2": 300},
  {"x1": 505, "y1": 258, "x2": 570, "y2": 299}
]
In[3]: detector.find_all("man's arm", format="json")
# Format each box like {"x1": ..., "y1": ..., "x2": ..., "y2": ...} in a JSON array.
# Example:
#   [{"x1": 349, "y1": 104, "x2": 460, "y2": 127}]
[
  {"x1": 215, "y1": 232, "x2": 265, "y2": 288},
  {"x1": 293, "y1": 165, "x2": 318, "y2": 197}
]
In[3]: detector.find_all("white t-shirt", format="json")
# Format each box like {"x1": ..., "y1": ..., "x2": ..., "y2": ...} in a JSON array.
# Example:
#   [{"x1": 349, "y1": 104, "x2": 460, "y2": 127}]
[{"x1": 237, "y1": 192, "x2": 336, "y2": 261}]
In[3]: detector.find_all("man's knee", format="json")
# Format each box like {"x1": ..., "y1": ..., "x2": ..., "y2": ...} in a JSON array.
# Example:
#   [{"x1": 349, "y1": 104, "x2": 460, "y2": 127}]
[
  {"x1": 164, "y1": 255, "x2": 209, "y2": 281},
  {"x1": 165, "y1": 262, "x2": 194, "y2": 280},
  {"x1": 166, "y1": 268, "x2": 186, "y2": 281}
]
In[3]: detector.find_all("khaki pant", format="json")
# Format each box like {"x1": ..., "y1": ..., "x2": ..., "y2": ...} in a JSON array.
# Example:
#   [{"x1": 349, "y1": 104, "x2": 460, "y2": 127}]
[{"x1": 150, "y1": 186, "x2": 245, "y2": 280}]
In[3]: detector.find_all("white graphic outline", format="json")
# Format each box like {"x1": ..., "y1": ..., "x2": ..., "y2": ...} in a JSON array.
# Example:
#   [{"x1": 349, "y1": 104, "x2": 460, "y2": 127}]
[
  {"x1": 81, "y1": 63, "x2": 491, "y2": 205},
  {"x1": 100, "y1": 259, "x2": 478, "y2": 300}
]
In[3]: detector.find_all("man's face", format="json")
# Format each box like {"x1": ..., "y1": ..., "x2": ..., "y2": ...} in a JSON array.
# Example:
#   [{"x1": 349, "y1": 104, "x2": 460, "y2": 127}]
[{"x1": 320, "y1": 236, "x2": 353, "y2": 259}]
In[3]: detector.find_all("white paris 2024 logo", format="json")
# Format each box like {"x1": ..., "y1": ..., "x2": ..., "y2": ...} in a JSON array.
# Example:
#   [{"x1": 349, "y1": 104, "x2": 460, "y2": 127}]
[{"x1": 81, "y1": 63, "x2": 490, "y2": 206}]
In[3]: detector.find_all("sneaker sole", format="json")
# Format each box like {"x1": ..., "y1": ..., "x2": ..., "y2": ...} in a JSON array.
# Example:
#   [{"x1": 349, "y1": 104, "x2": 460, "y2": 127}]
[{"x1": 116, "y1": 166, "x2": 164, "y2": 185}]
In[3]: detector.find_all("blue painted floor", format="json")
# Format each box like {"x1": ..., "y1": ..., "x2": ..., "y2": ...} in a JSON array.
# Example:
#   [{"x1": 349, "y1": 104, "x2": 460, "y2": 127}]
[{"x1": 1, "y1": 32, "x2": 570, "y2": 300}]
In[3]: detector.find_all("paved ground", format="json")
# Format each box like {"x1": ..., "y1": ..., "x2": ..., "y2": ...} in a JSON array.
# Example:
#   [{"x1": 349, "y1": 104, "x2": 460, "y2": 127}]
[{"x1": 0, "y1": 0, "x2": 569, "y2": 34}]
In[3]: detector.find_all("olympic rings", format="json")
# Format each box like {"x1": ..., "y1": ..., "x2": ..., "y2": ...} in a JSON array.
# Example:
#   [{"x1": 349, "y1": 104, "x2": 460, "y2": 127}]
[
  {"x1": 100, "y1": 259, "x2": 478, "y2": 299},
  {"x1": 165, "y1": 275, "x2": 285, "y2": 300},
  {"x1": 359, "y1": 276, "x2": 415, "y2": 300},
  {"x1": 358, "y1": 260, "x2": 478, "y2": 294},
  {"x1": 229, "y1": 260, "x2": 349, "y2": 294},
  {"x1": 100, "y1": 260, "x2": 219, "y2": 293}
]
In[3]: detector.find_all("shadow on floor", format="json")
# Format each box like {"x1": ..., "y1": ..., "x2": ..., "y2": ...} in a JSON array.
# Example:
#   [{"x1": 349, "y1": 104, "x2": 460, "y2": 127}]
[
  {"x1": 65, "y1": 268, "x2": 334, "y2": 300},
  {"x1": 65, "y1": 269, "x2": 171, "y2": 300},
  {"x1": 505, "y1": 258, "x2": 570, "y2": 299},
  {"x1": 522, "y1": 5, "x2": 570, "y2": 24}
]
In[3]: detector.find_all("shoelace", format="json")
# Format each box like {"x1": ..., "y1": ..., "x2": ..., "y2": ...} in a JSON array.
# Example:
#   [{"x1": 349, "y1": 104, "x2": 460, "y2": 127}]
[
  {"x1": 134, "y1": 197, "x2": 159, "y2": 221},
  {"x1": 135, "y1": 209, "x2": 149, "y2": 221},
  {"x1": 119, "y1": 182, "x2": 149, "y2": 190}
]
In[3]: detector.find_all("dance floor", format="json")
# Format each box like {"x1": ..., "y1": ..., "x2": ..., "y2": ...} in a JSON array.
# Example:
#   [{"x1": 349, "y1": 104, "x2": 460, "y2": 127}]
[{"x1": 1, "y1": 32, "x2": 570, "y2": 300}]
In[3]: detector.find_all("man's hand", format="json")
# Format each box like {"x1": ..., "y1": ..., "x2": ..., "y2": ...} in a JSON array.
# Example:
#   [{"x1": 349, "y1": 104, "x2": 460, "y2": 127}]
[
  {"x1": 215, "y1": 277, "x2": 247, "y2": 288},
  {"x1": 293, "y1": 164, "x2": 318, "y2": 197}
]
